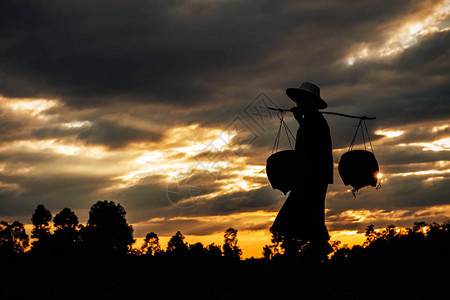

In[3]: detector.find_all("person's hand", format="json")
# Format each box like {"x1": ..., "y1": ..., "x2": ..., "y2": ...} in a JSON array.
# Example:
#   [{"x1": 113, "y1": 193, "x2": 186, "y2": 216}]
[{"x1": 290, "y1": 106, "x2": 303, "y2": 123}]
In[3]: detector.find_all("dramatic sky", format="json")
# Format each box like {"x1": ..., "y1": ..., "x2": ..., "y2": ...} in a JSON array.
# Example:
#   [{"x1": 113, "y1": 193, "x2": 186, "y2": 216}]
[{"x1": 1, "y1": 0, "x2": 449, "y2": 257}]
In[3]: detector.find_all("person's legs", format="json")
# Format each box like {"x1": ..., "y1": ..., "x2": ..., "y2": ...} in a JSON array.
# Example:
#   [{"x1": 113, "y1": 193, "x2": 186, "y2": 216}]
[
  {"x1": 271, "y1": 182, "x2": 333, "y2": 260},
  {"x1": 308, "y1": 182, "x2": 333, "y2": 260},
  {"x1": 306, "y1": 182, "x2": 330, "y2": 241}
]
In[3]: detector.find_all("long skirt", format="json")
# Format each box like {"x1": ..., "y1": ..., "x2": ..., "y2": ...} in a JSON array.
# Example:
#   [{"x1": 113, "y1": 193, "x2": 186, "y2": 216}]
[{"x1": 270, "y1": 181, "x2": 330, "y2": 242}]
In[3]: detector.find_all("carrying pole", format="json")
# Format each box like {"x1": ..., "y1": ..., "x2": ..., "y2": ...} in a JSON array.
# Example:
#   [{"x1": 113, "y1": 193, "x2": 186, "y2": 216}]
[{"x1": 266, "y1": 107, "x2": 376, "y2": 120}]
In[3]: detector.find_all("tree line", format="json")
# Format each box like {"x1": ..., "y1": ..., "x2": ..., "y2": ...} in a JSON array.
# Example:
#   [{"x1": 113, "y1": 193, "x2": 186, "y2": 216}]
[
  {"x1": 0, "y1": 200, "x2": 242, "y2": 261},
  {"x1": 261, "y1": 220, "x2": 450, "y2": 263},
  {"x1": 1, "y1": 199, "x2": 448, "y2": 263}
]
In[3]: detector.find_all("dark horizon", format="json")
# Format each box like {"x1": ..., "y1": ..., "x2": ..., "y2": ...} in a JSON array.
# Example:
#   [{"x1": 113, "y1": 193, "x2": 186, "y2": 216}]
[{"x1": 2, "y1": 200, "x2": 449, "y2": 299}]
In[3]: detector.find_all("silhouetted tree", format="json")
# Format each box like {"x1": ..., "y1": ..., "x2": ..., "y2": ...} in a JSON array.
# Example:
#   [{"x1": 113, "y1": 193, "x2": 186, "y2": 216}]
[
  {"x1": 188, "y1": 242, "x2": 205, "y2": 260},
  {"x1": 54, "y1": 208, "x2": 79, "y2": 231},
  {"x1": 427, "y1": 221, "x2": 450, "y2": 258},
  {"x1": 81, "y1": 200, "x2": 134, "y2": 255},
  {"x1": 262, "y1": 245, "x2": 272, "y2": 260},
  {"x1": 331, "y1": 243, "x2": 355, "y2": 262},
  {"x1": 265, "y1": 230, "x2": 307, "y2": 259},
  {"x1": 31, "y1": 204, "x2": 52, "y2": 252},
  {"x1": 53, "y1": 208, "x2": 80, "y2": 253},
  {"x1": 263, "y1": 231, "x2": 282, "y2": 258},
  {"x1": 0, "y1": 221, "x2": 29, "y2": 256},
  {"x1": 331, "y1": 221, "x2": 450, "y2": 263},
  {"x1": 412, "y1": 221, "x2": 427, "y2": 233},
  {"x1": 223, "y1": 228, "x2": 242, "y2": 261},
  {"x1": 363, "y1": 224, "x2": 376, "y2": 246},
  {"x1": 141, "y1": 232, "x2": 161, "y2": 256},
  {"x1": 205, "y1": 243, "x2": 222, "y2": 260},
  {"x1": 31, "y1": 204, "x2": 52, "y2": 241},
  {"x1": 167, "y1": 231, "x2": 188, "y2": 257}
]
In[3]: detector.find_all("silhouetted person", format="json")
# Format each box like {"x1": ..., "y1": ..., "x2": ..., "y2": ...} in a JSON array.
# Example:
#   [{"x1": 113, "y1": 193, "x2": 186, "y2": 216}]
[{"x1": 271, "y1": 82, "x2": 334, "y2": 260}]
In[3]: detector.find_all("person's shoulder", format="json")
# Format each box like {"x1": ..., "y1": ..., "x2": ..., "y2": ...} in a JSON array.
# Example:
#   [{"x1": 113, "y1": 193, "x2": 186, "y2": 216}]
[
  {"x1": 311, "y1": 112, "x2": 330, "y2": 130},
  {"x1": 306, "y1": 111, "x2": 326, "y2": 122}
]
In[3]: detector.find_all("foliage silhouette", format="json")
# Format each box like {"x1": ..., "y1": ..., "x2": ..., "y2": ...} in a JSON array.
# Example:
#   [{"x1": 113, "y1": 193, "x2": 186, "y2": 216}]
[
  {"x1": 3, "y1": 200, "x2": 448, "y2": 268},
  {"x1": 31, "y1": 204, "x2": 52, "y2": 240},
  {"x1": 81, "y1": 200, "x2": 134, "y2": 255},
  {"x1": 167, "y1": 230, "x2": 189, "y2": 257},
  {"x1": 262, "y1": 220, "x2": 450, "y2": 265},
  {"x1": 263, "y1": 230, "x2": 310, "y2": 260},
  {"x1": 0, "y1": 221, "x2": 29, "y2": 256},
  {"x1": 54, "y1": 207, "x2": 79, "y2": 231},
  {"x1": 262, "y1": 245, "x2": 272, "y2": 260},
  {"x1": 331, "y1": 221, "x2": 450, "y2": 263},
  {"x1": 0, "y1": 200, "x2": 449, "y2": 300},
  {"x1": 30, "y1": 204, "x2": 53, "y2": 253},
  {"x1": 140, "y1": 231, "x2": 162, "y2": 256},
  {"x1": 223, "y1": 227, "x2": 242, "y2": 261},
  {"x1": 52, "y1": 208, "x2": 80, "y2": 255},
  {"x1": 205, "y1": 242, "x2": 222, "y2": 260},
  {"x1": 188, "y1": 242, "x2": 206, "y2": 260}
]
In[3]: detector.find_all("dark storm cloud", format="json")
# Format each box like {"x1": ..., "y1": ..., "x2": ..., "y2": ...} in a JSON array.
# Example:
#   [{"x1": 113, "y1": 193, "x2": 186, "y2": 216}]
[
  {"x1": 113, "y1": 172, "x2": 284, "y2": 225},
  {"x1": 191, "y1": 185, "x2": 285, "y2": 216},
  {"x1": 0, "y1": 0, "x2": 435, "y2": 109},
  {"x1": 0, "y1": 106, "x2": 30, "y2": 143},
  {"x1": 115, "y1": 175, "x2": 171, "y2": 211},
  {"x1": 376, "y1": 124, "x2": 450, "y2": 147},
  {"x1": 325, "y1": 174, "x2": 450, "y2": 233},
  {"x1": 326, "y1": 30, "x2": 450, "y2": 128},
  {"x1": 30, "y1": 118, "x2": 162, "y2": 148},
  {"x1": 367, "y1": 81, "x2": 450, "y2": 129},
  {"x1": 327, "y1": 174, "x2": 450, "y2": 217},
  {"x1": 0, "y1": 118, "x2": 23, "y2": 142},
  {"x1": 0, "y1": 0, "x2": 291, "y2": 106},
  {"x1": 113, "y1": 171, "x2": 225, "y2": 222},
  {"x1": 0, "y1": 172, "x2": 116, "y2": 217},
  {"x1": 77, "y1": 120, "x2": 162, "y2": 148},
  {"x1": 376, "y1": 146, "x2": 450, "y2": 166},
  {"x1": 31, "y1": 124, "x2": 84, "y2": 139}
]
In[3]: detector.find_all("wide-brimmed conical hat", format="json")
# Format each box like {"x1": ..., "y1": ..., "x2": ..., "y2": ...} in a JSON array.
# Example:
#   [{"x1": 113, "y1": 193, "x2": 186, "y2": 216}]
[{"x1": 286, "y1": 82, "x2": 327, "y2": 109}]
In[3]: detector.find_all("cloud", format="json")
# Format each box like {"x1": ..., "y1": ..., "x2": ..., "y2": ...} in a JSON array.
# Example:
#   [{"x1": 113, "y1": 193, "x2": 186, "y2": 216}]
[
  {"x1": 132, "y1": 210, "x2": 276, "y2": 237},
  {"x1": 327, "y1": 173, "x2": 450, "y2": 219},
  {"x1": 0, "y1": 0, "x2": 449, "y2": 247},
  {"x1": 0, "y1": 0, "x2": 289, "y2": 106},
  {"x1": 76, "y1": 120, "x2": 162, "y2": 149},
  {"x1": 112, "y1": 167, "x2": 283, "y2": 224},
  {"x1": 0, "y1": 115, "x2": 23, "y2": 142},
  {"x1": 193, "y1": 185, "x2": 284, "y2": 216},
  {"x1": 1, "y1": 0, "x2": 444, "y2": 108},
  {"x1": 0, "y1": 172, "x2": 116, "y2": 218}
]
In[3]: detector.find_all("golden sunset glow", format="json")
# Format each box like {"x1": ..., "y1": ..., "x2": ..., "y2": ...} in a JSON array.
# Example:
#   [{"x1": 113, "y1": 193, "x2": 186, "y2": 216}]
[
  {"x1": 346, "y1": 0, "x2": 450, "y2": 65},
  {"x1": 410, "y1": 137, "x2": 450, "y2": 151},
  {"x1": 0, "y1": 0, "x2": 449, "y2": 261},
  {"x1": 375, "y1": 130, "x2": 404, "y2": 138},
  {"x1": 2, "y1": 94, "x2": 449, "y2": 257},
  {"x1": 4, "y1": 98, "x2": 58, "y2": 116},
  {"x1": 2, "y1": 3, "x2": 450, "y2": 300}
]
